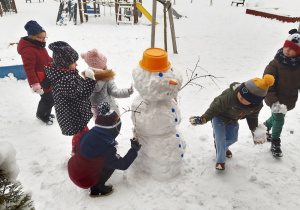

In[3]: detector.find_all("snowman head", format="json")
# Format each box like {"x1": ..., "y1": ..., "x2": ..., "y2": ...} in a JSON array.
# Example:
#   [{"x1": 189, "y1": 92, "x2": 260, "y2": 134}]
[{"x1": 132, "y1": 48, "x2": 182, "y2": 101}]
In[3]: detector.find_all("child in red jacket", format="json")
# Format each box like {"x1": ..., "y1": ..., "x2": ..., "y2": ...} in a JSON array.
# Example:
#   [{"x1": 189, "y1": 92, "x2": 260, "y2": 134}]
[
  {"x1": 17, "y1": 20, "x2": 54, "y2": 125},
  {"x1": 68, "y1": 102, "x2": 141, "y2": 197}
]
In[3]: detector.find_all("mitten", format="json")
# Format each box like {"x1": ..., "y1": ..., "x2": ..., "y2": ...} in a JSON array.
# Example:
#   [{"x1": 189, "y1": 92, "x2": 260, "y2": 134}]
[
  {"x1": 84, "y1": 69, "x2": 95, "y2": 80},
  {"x1": 130, "y1": 138, "x2": 141, "y2": 151},
  {"x1": 31, "y1": 83, "x2": 44, "y2": 95},
  {"x1": 271, "y1": 102, "x2": 287, "y2": 114},
  {"x1": 128, "y1": 84, "x2": 134, "y2": 95},
  {"x1": 189, "y1": 116, "x2": 206, "y2": 125}
]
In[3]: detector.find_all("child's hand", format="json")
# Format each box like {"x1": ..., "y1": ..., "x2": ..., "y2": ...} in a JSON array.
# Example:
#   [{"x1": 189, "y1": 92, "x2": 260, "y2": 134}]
[
  {"x1": 128, "y1": 84, "x2": 134, "y2": 95},
  {"x1": 84, "y1": 69, "x2": 95, "y2": 80},
  {"x1": 130, "y1": 138, "x2": 141, "y2": 151},
  {"x1": 31, "y1": 83, "x2": 44, "y2": 95},
  {"x1": 189, "y1": 116, "x2": 206, "y2": 125}
]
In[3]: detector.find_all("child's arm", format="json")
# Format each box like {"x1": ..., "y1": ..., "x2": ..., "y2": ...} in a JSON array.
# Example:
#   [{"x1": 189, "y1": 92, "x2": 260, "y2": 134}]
[
  {"x1": 107, "y1": 80, "x2": 133, "y2": 98},
  {"x1": 263, "y1": 60, "x2": 279, "y2": 106}
]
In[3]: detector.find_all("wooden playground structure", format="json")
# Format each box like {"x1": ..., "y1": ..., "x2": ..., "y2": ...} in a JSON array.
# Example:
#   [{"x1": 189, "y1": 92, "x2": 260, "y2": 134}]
[
  {"x1": 77, "y1": 0, "x2": 142, "y2": 24},
  {"x1": 0, "y1": 0, "x2": 17, "y2": 17}
]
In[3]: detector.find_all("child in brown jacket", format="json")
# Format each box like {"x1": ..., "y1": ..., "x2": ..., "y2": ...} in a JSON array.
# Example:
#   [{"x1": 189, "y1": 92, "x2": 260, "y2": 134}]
[{"x1": 263, "y1": 29, "x2": 300, "y2": 157}]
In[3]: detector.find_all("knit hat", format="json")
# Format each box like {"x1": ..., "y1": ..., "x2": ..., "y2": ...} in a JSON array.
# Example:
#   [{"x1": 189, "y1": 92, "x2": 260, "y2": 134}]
[
  {"x1": 95, "y1": 102, "x2": 120, "y2": 129},
  {"x1": 239, "y1": 74, "x2": 275, "y2": 105},
  {"x1": 283, "y1": 29, "x2": 300, "y2": 55},
  {"x1": 48, "y1": 41, "x2": 79, "y2": 69},
  {"x1": 24, "y1": 20, "x2": 46, "y2": 36},
  {"x1": 81, "y1": 49, "x2": 107, "y2": 69}
]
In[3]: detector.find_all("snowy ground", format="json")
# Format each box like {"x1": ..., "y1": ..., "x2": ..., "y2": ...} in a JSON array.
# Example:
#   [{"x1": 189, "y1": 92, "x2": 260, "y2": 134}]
[{"x1": 1, "y1": 0, "x2": 300, "y2": 209}]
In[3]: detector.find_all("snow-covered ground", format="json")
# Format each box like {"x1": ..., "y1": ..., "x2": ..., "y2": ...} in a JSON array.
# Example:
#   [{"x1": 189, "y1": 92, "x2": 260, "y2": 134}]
[{"x1": 1, "y1": 0, "x2": 300, "y2": 209}]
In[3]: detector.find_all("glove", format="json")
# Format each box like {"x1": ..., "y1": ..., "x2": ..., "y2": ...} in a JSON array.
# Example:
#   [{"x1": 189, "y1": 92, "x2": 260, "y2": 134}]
[
  {"x1": 84, "y1": 69, "x2": 95, "y2": 80},
  {"x1": 189, "y1": 116, "x2": 206, "y2": 125},
  {"x1": 130, "y1": 138, "x2": 141, "y2": 151},
  {"x1": 128, "y1": 84, "x2": 134, "y2": 95},
  {"x1": 31, "y1": 83, "x2": 44, "y2": 95}
]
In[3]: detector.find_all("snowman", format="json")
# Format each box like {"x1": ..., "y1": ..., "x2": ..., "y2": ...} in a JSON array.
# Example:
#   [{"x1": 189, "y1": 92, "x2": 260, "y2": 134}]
[{"x1": 131, "y1": 48, "x2": 185, "y2": 180}]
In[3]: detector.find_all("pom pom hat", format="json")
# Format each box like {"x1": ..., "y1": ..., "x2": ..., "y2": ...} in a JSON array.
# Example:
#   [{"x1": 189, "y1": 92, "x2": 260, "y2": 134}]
[
  {"x1": 239, "y1": 74, "x2": 275, "y2": 105},
  {"x1": 95, "y1": 102, "x2": 120, "y2": 129},
  {"x1": 24, "y1": 20, "x2": 45, "y2": 36},
  {"x1": 81, "y1": 49, "x2": 107, "y2": 69},
  {"x1": 283, "y1": 29, "x2": 300, "y2": 55},
  {"x1": 49, "y1": 41, "x2": 79, "y2": 69}
]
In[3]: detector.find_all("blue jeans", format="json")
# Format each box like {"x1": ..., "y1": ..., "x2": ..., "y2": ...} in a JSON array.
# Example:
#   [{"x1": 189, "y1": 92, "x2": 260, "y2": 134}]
[{"x1": 212, "y1": 117, "x2": 239, "y2": 163}]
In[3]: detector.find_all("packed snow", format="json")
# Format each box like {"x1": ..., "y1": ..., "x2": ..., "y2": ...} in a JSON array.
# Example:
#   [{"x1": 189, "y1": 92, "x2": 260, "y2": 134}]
[{"x1": 1, "y1": 0, "x2": 300, "y2": 209}]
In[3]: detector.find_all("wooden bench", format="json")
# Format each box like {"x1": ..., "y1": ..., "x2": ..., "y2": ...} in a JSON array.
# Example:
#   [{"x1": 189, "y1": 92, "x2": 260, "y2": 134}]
[{"x1": 231, "y1": 0, "x2": 245, "y2": 7}]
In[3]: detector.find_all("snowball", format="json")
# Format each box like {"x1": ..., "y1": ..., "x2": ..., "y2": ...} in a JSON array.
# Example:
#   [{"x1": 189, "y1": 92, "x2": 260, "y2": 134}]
[
  {"x1": 0, "y1": 141, "x2": 19, "y2": 181},
  {"x1": 253, "y1": 124, "x2": 267, "y2": 144},
  {"x1": 271, "y1": 102, "x2": 287, "y2": 114}
]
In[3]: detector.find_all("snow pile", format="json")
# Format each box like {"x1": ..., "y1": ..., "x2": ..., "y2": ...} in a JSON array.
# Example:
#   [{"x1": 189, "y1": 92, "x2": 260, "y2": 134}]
[
  {"x1": 252, "y1": 124, "x2": 267, "y2": 144},
  {"x1": 0, "y1": 141, "x2": 19, "y2": 181}
]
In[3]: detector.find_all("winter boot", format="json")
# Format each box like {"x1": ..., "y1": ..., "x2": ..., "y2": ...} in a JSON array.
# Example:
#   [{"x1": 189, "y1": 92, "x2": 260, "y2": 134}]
[
  {"x1": 271, "y1": 138, "x2": 283, "y2": 157},
  {"x1": 226, "y1": 150, "x2": 232, "y2": 158},
  {"x1": 263, "y1": 122, "x2": 272, "y2": 142},
  {"x1": 215, "y1": 163, "x2": 225, "y2": 170},
  {"x1": 36, "y1": 115, "x2": 53, "y2": 125},
  {"x1": 90, "y1": 184, "x2": 113, "y2": 197}
]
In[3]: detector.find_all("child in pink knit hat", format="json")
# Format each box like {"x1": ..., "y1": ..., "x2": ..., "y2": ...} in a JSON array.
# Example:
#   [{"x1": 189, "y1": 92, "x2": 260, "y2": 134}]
[{"x1": 81, "y1": 49, "x2": 133, "y2": 137}]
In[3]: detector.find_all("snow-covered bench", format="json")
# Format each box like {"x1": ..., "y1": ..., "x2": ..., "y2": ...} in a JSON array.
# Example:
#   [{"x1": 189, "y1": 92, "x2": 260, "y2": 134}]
[{"x1": 231, "y1": 0, "x2": 245, "y2": 7}]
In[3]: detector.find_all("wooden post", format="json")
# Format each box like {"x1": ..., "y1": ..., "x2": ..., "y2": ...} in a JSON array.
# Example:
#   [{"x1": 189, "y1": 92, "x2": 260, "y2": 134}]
[
  {"x1": 93, "y1": 0, "x2": 97, "y2": 17},
  {"x1": 167, "y1": 1, "x2": 178, "y2": 53},
  {"x1": 133, "y1": 0, "x2": 138, "y2": 24},
  {"x1": 12, "y1": 0, "x2": 17, "y2": 13},
  {"x1": 83, "y1": 0, "x2": 88, "y2": 22},
  {"x1": 0, "y1": 4, "x2": 3, "y2": 17},
  {"x1": 164, "y1": 0, "x2": 167, "y2": 51},
  {"x1": 78, "y1": 0, "x2": 84, "y2": 23},
  {"x1": 298, "y1": 23, "x2": 300, "y2": 32},
  {"x1": 151, "y1": 0, "x2": 157, "y2": 48}
]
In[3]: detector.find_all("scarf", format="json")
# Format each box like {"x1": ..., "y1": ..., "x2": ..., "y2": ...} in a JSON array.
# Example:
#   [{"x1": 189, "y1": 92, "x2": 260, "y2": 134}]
[{"x1": 275, "y1": 48, "x2": 300, "y2": 67}]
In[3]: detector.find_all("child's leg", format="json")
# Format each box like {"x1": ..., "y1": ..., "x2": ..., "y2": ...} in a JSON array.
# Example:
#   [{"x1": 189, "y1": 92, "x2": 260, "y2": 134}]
[
  {"x1": 270, "y1": 113, "x2": 285, "y2": 139},
  {"x1": 72, "y1": 126, "x2": 89, "y2": 153},
  {"x1": 212, "y1": 117, "x2": 227, "y2": 164},
  {"x1": 225, "y1": 121, "x2": 239, "y2": 151},
  {"x1": 36, "y1": 91, "x2": 55, "y2": 118},
  {"x1": 98, "y1": 167, "x2": 115, "y2": 185}
]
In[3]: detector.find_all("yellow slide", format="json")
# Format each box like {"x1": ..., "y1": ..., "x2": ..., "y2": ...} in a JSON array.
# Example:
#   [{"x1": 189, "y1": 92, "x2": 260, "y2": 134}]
[{"x1": 136, "y1": 3, "x2": 158, "y2": 25}]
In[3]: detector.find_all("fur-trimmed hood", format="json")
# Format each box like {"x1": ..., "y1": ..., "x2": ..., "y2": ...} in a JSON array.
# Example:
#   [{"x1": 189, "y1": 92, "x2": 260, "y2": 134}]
[{"x1": 82, "y1": 67, "x2": 115, "y2": 82}]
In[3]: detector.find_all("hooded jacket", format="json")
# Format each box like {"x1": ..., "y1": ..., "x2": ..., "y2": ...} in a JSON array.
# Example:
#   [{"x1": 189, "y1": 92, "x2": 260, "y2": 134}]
[
  {"x1": 68, "y1": 127, "x2": 138, "y2": 189},
  {"x1": 45, "y1": 65, "x2": 95, "y2": 135},
  {"x1": 83, "y1": 68, "x2": 131, "y2": 116},
  {"x1": 263, "y1": 54, "x2": 300, "y2": 111},
  {"x1": 17, "y1": 37, "x2": 53, "y2": 92},
  {"x1": 202, "y1": 82, "x2": 263, "y2": 131}
]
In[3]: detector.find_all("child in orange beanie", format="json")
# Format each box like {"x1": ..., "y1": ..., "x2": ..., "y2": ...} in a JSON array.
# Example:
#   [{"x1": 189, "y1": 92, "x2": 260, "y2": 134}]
[
  {"x1": 263, "y1": 29, "x2": 300, "y2": 157},
  {"x1": 190, "y1": 75, "x2": 275, "y2": 170}
]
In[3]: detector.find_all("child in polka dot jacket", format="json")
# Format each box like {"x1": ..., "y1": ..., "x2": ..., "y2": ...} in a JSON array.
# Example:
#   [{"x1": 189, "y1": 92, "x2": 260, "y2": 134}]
[
  {"x1": 45, "y1": 41, "x2": 96, "y2": 154},
  {"x1": 81, "y1": 49, "x2": 133, "y2": 134}
]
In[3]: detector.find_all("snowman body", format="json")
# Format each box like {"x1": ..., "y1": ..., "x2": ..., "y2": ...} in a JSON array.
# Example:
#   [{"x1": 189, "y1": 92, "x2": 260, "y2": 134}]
[{"x1": 131, "y1": 65, "x2": 185, "y2": 180}]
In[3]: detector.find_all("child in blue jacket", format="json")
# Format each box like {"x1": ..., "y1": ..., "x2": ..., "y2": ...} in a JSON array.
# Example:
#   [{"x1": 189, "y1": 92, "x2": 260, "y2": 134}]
[{"x1": 68, "y1": 102, "x2": 141, "y2": 197}]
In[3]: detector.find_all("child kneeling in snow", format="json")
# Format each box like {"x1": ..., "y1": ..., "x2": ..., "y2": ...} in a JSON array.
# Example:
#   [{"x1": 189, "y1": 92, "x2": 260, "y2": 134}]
[
  {"x1": 68, "y1": 102, "x2": 141, "y2": 197},
  {"x1": 190, "y1": 75, "x2": 274, "y2": 170}
]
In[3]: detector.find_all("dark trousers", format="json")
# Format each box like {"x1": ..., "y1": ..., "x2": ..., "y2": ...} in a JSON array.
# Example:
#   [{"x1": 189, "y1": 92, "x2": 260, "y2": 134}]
[
  {"x1": 97, "y1": 167, "x2": 115, "y2": 186},
  {"x1": 36, "y1": 91, "x2": 54, "y2": 119}
]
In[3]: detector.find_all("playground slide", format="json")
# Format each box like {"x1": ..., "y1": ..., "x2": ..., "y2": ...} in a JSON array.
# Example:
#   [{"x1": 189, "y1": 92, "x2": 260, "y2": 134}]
[{"x1": 136, "y1": 3, "x2": 158, "y2": 25}]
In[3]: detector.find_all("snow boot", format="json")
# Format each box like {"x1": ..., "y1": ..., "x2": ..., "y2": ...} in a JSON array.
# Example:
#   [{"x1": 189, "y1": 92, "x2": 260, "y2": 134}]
[
  {"x1": 36, "y1": 115, "x2": 53, "y2": 125},
  {"x1": 226, "y1": 150, "x2": 232, "y2": 158},
  {"x1": 271, "y1": 138, "x2": 283, "y2": 157},
  {"x1": 215, "y1": 163, "x2": 225, "y2": 170},
  {"x1": 90, "y1": 184, "x2": 113, "y2": 197},
  {"x1": 263, "y1": 122, "x2": 272, "y2": 142}
]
